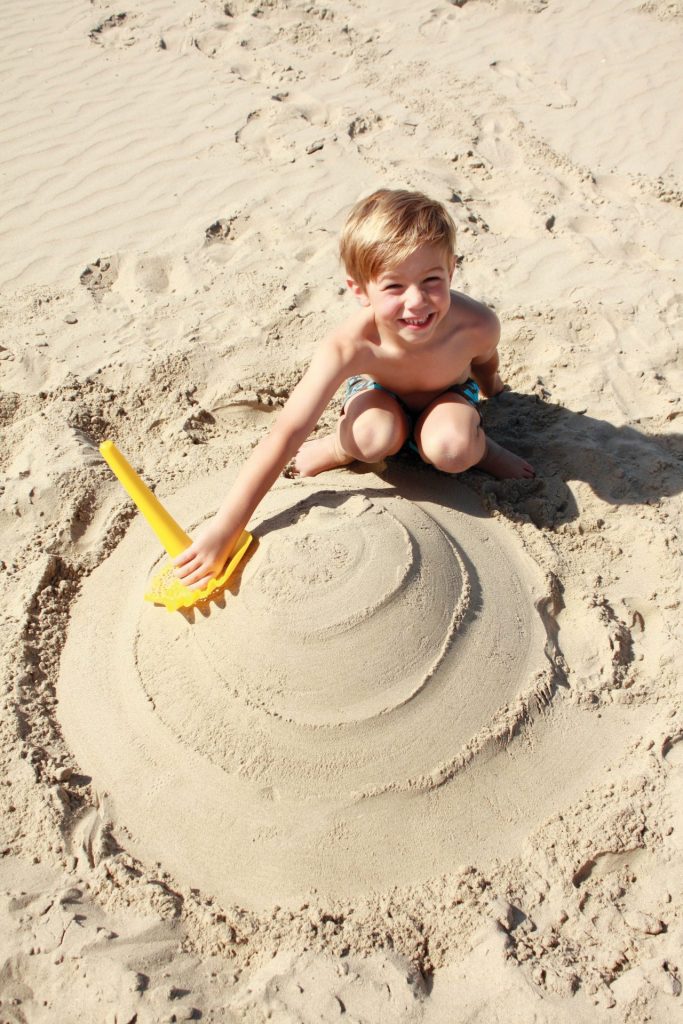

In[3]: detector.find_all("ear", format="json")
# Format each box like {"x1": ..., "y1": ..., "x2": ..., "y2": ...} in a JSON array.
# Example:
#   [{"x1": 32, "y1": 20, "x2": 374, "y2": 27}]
[
  {"x1": 447, "y1": 253, "x2": 456, "y2": 279},
  {"x1": 346, "y1": 276, "x2": 371, "y2": 307}
]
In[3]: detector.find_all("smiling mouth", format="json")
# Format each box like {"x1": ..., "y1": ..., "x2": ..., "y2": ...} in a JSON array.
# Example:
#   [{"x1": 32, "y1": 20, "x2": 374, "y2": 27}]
[{"x1": 401, "y1": 313, "x2": 434, "y2": 328}]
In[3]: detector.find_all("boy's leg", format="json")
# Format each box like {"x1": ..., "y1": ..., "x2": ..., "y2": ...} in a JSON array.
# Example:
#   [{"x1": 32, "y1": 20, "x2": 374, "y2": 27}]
[
  {"x1": 415, "y1": 394, "x2": 534, "y2": 479},
  {"x1": 293, "y1": 389, "x2": 410, "y2": 477}
]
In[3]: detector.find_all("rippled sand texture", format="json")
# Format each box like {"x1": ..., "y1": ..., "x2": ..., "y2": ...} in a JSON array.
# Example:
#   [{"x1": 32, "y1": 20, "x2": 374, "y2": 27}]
[{"x1": 2, "y1": 0, "x2": 683, "y2": 1020}]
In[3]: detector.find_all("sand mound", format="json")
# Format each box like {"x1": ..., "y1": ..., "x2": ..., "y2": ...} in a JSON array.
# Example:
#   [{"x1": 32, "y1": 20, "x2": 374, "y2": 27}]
[{"x1": 57, "y1": 466, "x2": 633, "y2": 909}]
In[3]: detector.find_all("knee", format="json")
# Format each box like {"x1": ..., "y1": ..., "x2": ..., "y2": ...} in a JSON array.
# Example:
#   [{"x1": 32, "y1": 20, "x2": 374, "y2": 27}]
[
  {"x1": 344, "y1": 410, "x2": 407, "y2": 462},
  {"x1": 420, "y1": 433, "x2": 482, "y2": 474}
]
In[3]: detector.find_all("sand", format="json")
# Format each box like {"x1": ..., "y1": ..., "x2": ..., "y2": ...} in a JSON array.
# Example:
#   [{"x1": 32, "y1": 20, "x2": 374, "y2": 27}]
[{"x1": 1, "y1": 0, "x2": 682, "y2": 1020}]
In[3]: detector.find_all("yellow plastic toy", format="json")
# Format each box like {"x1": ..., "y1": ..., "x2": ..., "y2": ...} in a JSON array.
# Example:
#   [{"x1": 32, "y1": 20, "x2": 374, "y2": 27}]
[{"x1": 99, "y1": 440, "x2": 252, "y2": 611}]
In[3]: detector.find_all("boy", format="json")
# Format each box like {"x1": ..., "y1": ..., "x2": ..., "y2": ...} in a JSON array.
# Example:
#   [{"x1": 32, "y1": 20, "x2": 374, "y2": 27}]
[{"x1": 175, "y1": 189, "x2": 534, "y2": 590}]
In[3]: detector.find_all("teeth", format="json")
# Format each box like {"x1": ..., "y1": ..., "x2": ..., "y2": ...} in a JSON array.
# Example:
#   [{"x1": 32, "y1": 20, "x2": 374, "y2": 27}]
[{"x1": 405, "y1": 316, "x2": 429, "y2": 326}]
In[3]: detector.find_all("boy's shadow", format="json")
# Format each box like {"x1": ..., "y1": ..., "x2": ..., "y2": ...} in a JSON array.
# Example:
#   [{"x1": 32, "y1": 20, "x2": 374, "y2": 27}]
[{"x1": 461, "y1": 392, "x2": 683, "y2": 528}]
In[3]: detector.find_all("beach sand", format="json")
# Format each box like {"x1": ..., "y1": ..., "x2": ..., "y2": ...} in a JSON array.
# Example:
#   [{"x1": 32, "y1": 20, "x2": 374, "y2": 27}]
[{"x1": 1, "y1": 0, "x2": 682, "y2": 1020}]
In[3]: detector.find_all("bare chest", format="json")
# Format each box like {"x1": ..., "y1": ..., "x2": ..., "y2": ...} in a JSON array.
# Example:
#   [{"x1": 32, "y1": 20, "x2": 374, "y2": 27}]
[{"x1": 363, "y1": 347, "x2": 474, "y2": 412}]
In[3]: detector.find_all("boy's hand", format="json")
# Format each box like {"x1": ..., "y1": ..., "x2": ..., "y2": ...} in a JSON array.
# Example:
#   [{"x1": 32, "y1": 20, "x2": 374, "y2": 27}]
[{"x1": 173, "y1": 516, "x2": 242, "y2": 591}]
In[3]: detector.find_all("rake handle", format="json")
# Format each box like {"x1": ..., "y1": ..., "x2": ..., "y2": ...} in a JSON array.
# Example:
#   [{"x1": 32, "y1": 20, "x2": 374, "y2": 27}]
[{"x1": 99, "y1": 440, "x2": 192, "y2": 558}]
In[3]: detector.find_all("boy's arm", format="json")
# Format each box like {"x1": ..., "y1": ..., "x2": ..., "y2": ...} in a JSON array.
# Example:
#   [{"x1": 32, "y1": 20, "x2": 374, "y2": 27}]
[
  {"x1": 468, "y1": 312, "x2": 505, "y2": 398},
  {"x1": 174, "y1": 333, "x2": 353, "y2": 589}
]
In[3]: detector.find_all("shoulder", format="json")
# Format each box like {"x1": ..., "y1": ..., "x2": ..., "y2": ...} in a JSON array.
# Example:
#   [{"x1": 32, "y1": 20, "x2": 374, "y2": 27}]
[
  {"x1": 449, "y1": 290, "x2": 499, "y2": 327},
  {"x1": 448, "y1": 290, "x2": 500, "y2": 353},
  {"x1": 322, "y1": 306, "x2": 378, "y2": 365}
]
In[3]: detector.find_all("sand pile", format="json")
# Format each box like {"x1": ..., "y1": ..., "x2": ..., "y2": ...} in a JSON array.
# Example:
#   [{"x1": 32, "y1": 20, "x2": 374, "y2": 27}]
[
  {"x1": 59, "y1": 469, "x2": 574, "y2": 908},
  {"x1": 2, "y1": 0, "x2": 683, "y2": 1021}
]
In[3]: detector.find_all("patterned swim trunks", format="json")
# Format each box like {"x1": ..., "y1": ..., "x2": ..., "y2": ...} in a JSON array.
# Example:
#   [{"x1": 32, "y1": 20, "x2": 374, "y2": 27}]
[
  {"x1": 343, "y1": 375, "x2": 481, "y2": 420},
  {"x1": 342, "y1": 375, "x2": 482, "y2": 455}
]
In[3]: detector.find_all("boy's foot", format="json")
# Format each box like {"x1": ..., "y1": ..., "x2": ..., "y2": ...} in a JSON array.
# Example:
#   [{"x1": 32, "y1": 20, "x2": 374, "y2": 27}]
[
  {"x1": 291, "y1": 434, "x2": 354, "y2": 477},
  {"x1": 477, "y1": 438, "x2": 535, "y2": 480}
]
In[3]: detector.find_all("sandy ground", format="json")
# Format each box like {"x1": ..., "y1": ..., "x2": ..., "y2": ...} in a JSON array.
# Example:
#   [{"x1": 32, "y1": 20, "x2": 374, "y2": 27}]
[{"x1": 1, "y1": 0, "x2": 682, "y2": 1020}]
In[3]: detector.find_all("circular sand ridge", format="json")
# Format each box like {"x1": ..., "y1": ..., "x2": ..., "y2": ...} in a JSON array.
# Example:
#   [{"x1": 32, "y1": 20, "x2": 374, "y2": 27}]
[
  {"x1": 138, "y1": 492, "x2": 474, "y2": 798},
  {"x1": 59, "y1": 469, "x2": 552, "y2": 907}
]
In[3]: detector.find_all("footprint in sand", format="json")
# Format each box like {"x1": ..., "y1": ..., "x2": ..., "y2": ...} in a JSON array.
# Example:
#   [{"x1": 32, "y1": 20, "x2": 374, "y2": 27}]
[
  {"x1": 235, "y1": 105, "x2": 335, "y2": 164},
  {"x1": 133, "y1": 256, "x2": 170, "y2": 294},
  {"x1": 491, "y1": 59, "x2": 576, "y2": 110},
  {"x1": 417, "y1": 6, "x2": 459, "y2": 39},
  {"x1": 204, "y1": 218, "x2": 234, "y2": 244},
  {"x1": 192, "y1": 22, "x2": 243, "y2": 59},
  {"x1": 89, "y1": 13, "x2": 135, "y2": 48},
  {"x1": 80, "y1": 256, "x2": 119, "y2": 303}
]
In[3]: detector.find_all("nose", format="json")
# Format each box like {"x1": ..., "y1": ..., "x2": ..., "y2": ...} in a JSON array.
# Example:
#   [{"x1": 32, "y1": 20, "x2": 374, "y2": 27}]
[{"x1": 404, "y1": 284, "x2": 426, "y2": 310}]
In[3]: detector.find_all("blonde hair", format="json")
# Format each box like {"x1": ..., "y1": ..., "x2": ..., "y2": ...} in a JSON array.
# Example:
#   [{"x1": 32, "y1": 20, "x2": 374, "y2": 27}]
[{"x1": 339, "y1": 189, "x2": 456, "y2": 287}]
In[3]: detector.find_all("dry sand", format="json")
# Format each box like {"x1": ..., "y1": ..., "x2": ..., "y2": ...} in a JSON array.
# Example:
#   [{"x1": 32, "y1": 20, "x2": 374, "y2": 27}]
[{"x1": 1, "y1": 0, "x2": 682, "y2": 1020}]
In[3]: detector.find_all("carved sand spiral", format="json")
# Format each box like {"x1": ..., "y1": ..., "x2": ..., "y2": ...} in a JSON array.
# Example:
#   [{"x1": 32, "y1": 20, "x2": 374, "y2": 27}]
[{"x1": 59, "y1": 467, "x2": 562, "y2": 909}]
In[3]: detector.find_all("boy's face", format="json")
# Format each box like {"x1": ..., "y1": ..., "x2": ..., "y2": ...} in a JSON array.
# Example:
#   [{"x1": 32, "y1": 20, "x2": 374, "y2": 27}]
[{"x1": 349, "y1": 243, "x2": 455, "y2": 344}]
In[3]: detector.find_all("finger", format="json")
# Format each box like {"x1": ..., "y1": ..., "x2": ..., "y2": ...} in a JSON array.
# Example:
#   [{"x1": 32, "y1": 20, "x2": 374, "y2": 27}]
[
  {"x1": 184, "y1": 564, "x2": 218, "y2": 588},
  {"x1": 173, "y1": 546, "x2": 196, "y2": 567},
  {"x1": 174, "y1": 555, "x2": 201, "y2": 578},
  {"x1": 188, "y1": 573, "x2": 216, "y2": 592}
]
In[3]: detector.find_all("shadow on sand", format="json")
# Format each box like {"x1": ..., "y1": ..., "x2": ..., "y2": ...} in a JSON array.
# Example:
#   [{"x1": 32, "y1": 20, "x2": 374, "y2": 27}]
[
  {"x1": 456, "y1": 391, "x2": 683, "y2": 528},
  {"x1": 179, "y1": 393, "x2": 682, "y2": 619}
]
